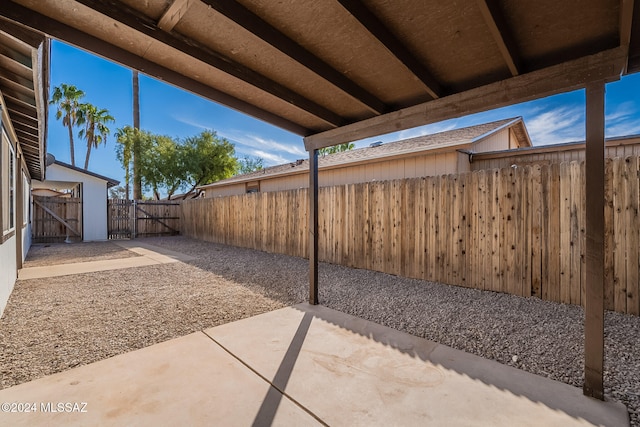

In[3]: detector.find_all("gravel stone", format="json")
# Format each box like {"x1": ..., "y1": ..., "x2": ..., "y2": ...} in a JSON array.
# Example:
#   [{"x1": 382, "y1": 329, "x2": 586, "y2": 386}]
[{"x1": 1, "y1": 236, "x2": 638, "y2": 426}]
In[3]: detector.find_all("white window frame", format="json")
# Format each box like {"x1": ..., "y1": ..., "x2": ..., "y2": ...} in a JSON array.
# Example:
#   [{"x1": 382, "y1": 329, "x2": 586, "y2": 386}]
[{"x1": 2, "y1": 128, "x2": 16, "y2": 235}]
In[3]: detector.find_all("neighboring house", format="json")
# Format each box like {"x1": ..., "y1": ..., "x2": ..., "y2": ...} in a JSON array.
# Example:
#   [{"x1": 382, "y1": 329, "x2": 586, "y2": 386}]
[
  {"x1": 200, "y1": 117, "x2": 532, "y2": 197},
  {"x1": 32, "y1": 155, "x2": 119, "y2": 242},
  {"x1": 470, "y1": 134, "x2": 640, "y2": 170},
  {"x1": 0, "y1": 26, "x2": 49, "y2": 316}
]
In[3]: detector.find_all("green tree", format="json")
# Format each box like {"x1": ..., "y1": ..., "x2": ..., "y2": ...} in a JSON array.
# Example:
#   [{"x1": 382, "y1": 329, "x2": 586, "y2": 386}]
[
  {"x1": 78, "y1": 103, "x2": 115, "y2": 170},
  {"x1": 50, "y1": 84, "x2": 85, "y2": 166},
  {"x1": 237, "y1": 155, "x2": 264, "y2": 175},
  {"x1": 318, "y1": 142, "x2": 355, "y2": 156},
  {"x1": 180, "y1": 130, "x2": 237, "y2": 199},
  {"x1": 108, "y1": 186, "x2": 127, "y2": 199},
  {"x1": 139, "y1": 134, "x2": 183, "y2": 200},
  {"x1": 116, "y1": 128, "x2": 237, "y2": 200}
]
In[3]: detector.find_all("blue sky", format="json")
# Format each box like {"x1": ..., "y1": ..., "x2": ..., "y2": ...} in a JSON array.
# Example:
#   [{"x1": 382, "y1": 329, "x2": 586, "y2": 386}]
[{"x1": 48, "y1": 40, "x2": 640, "y2": 188}]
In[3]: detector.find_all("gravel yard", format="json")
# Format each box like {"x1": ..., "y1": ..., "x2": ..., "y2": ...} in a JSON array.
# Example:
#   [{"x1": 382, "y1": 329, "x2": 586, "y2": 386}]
[{"x1": 1, "y1": 236, "x2": 638, "y2": 425}]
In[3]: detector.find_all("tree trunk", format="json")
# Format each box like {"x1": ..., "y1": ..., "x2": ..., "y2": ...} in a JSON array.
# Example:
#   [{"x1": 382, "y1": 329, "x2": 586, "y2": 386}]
[
  {"x1": 132, "y1": 70, "x2": 142, "y2": 199},
  {"x1": 84, "y1": 143, "x2": 92, "y2": 169},
  {"x1": 67, "y1": 122, "x2": 75, "y2": 166}
]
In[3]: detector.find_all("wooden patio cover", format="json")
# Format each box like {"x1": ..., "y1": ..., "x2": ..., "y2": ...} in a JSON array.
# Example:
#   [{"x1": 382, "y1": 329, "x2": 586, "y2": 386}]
[{"x1": 1, "y1": 0, "x2": 638, "y2": 400}]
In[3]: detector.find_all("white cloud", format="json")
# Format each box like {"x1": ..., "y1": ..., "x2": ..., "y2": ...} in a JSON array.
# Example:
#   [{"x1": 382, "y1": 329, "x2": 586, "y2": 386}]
[
  {"x1": 605, "y1": 101, "x2": 640, "y2": 137},
  {"x1": 218, "y1": 131, "x2": 306, "y2": 166},
  {"x1": 221, "y1": 131, "x2": 305, "y2": 157},
  {"x1": 606, "y1": 121, "x2": 640, "y2": 137},
  {"x1": 250, "y1": 150, "x2": 291, "y2": 165},
  {"x1": 172, "y1": 115, "x2": 212, "y2": 131},
  {"x1": 525, "y1": 106, "x2": 585, "y2": 145},
  {"x1": 606, "y1": 101, "x2": 636, "y2": 122}
]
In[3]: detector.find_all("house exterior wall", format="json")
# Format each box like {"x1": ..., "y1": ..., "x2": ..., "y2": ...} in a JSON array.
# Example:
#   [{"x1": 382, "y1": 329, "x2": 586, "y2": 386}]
[
  {"x1": 1, "y1": 122, "x2": 20, "y2": 316},
  {"x1": 470, "y1": 138, "x2": 640, "y2": 170},
  {"x1": 205, "y1": 151, "x2": 461, "y2": 197},
  {"x1": 472, "y1": 129, "x2": 510, "y2": 152},
  {"x1": 203, "y1": 126, "x2": 521, "y2": 198},
  {"x1": 44, "y1": 164, "x2": 109, "y2": 241}
]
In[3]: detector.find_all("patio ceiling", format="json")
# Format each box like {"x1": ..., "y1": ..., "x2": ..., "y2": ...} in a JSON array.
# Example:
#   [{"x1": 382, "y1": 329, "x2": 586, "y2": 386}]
[
  {"x1": 0, "y1": 0, "x2": 637, "y2": 145},
  {"x1": 0, "y1": 19, "x2": 48, "y2": 181}
]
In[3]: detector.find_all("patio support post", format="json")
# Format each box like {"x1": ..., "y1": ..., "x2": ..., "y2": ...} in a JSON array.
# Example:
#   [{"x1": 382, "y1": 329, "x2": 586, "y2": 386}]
[
  {"x1": 583, "y1": 80, "x2": 605, "y2": 400},
  {"x1": 309, "y1": 148, "x2": 319, "y2": 305}
]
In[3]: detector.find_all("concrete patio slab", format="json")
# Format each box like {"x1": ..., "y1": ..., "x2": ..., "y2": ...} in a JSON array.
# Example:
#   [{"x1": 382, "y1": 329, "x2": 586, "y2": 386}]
[
  {"x1": 17, "y1": 241, "x2": 195, "y2": 280},
  {"x1": 0, "y1": 332, "x2": 320, "y2": 427},
  {"x1": 0, "y1": 304, "x2": 628, "y2": 426},
  {"x1": 207, "y1": 304, "x2": 628, "y2": 427}
]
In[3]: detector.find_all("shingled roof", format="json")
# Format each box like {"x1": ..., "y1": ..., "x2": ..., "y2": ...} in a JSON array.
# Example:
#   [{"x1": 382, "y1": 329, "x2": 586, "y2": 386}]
[{"x1": 201, "y1": 117, "x2": 529, "y2": 189}]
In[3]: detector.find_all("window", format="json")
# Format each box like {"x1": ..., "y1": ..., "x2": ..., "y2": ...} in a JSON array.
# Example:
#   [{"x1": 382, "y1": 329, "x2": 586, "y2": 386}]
[
  {"x1": 246, "y1": 181, "x2": 260, "y2": 193},
  {"x1": 2, "y1": 131, "x2": 15, "y2": 233},
  {"x1": 23, "y1": 172, "x2": 29, "y2": 226},
  {"x1": 9, "y1": 145, "x2": 14, "y2": 230}
]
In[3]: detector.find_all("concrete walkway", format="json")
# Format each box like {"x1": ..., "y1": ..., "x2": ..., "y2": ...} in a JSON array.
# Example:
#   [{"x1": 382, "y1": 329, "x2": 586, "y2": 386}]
[
  {"x1": 17, "y1": 241, "x2": 195, "y2": 280},
  {"x1": 0, "y1": 304, "x2": 628, "y2": 426}
]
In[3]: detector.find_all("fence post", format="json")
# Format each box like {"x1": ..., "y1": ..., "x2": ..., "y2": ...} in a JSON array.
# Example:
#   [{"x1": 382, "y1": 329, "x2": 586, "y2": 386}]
[{"x1": 132, "y1": 199, "x2": 137, "y2": 239}]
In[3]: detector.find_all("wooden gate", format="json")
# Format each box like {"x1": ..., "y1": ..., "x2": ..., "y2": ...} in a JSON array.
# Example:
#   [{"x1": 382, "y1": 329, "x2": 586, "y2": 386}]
[
  {"x1": 108, "y1": 199, "x2": 180, "y2": 239},
  {"x1": 32, "y1": 195, "x2": 83, "y2": 243},
  {"x1": 107, "y1": 198, "x2": 133, "y2": 239}
]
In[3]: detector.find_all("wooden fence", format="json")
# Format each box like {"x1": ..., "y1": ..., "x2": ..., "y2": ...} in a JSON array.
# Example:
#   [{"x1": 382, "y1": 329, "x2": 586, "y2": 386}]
[
  {"x1": 108, "y1": 199, "x2": 181, "y2": 239},
  {"x1": 181, "y1": 157, "x2": 640, "y2": 315},
  {"x1": 32, "y1": 195, "x2": 82, "y2": 243}
]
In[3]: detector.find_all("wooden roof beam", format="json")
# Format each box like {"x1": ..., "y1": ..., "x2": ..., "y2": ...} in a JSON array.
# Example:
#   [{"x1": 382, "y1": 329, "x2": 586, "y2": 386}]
[
  {"x1": 0, "y1": 66, "x2": 33, "y2": 89},
  {"x1": 476, "y1": 0, "x2": 521, "y2": 76},
  {"x1": 305, "y1": 47, "x2": 627, "y2": 150},
  {"x1": 0, "y1": 2, "x2": 314, "y2": 136},
  {"x1": 10, "y1": 113, "x2": 38, "y2": 130},
  {"x1": 620, "y1": 0, "x2": 635, "y2": 48},
  {"x1": 72, "y1": 0, "x2": 344, "y2": 128},
  {"x1": 0, "y1": 74, "x2": 34, "y2": 96},
  {"x1": 1, "y1": 85, "x2": 34, "y2": 106},
  {"x1": 4, "y1": 96, "x2": 37, "y2": 119},
  {"x1": 336, "y1": 0, "x2": 442, "y2": 99},
  {"x1": 0, "y1": 51, "x2": 31, "y2": 79},
  {"x1": 620, "y1": 0, "x2": 635, "y2": 72},
  {"x1": 0, "y1": 44, "x2": 31, "y2": 69},
  {"x1": 200, "y1": 0, "x2": 387, "y2": 116},
  {"x1": 11, "y1": 120, "x2": 38, "y2": 136},
  {"x1": 14, "y1": 131, "x2": 39, "y2": 146},
  {"x1": 0, "y1": 17, "x2": 46, "y2": 48},
  {"x1": 157, "y1": 0, "x2": 192, "y2": 32}
]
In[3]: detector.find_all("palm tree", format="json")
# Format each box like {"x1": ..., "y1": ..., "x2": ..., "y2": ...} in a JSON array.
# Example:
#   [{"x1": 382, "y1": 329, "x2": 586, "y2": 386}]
[
  {"x1": 78, "y1": 103, "x2": 115, "y2": 169},
  {"x1": 50, "y1": 84, "x2": 85, "y2": 166}
]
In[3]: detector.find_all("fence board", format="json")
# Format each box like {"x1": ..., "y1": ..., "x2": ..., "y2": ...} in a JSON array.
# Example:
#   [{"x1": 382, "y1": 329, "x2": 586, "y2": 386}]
[
  {"x1": 559, "y1": 163, "x2": 571, "y2": 303},
  {"x1": 612, "y1": 158, "x2": 627, "y2": 313},
  {"x1": 569, "y1": 161, "x2": 582, "y2": 305},
  {"x1": 530, "y1": 164, "x2": 542, "y2": 298},
  {"x1": 626, "y1": 157, "x2": 639, "y2": 315}
]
